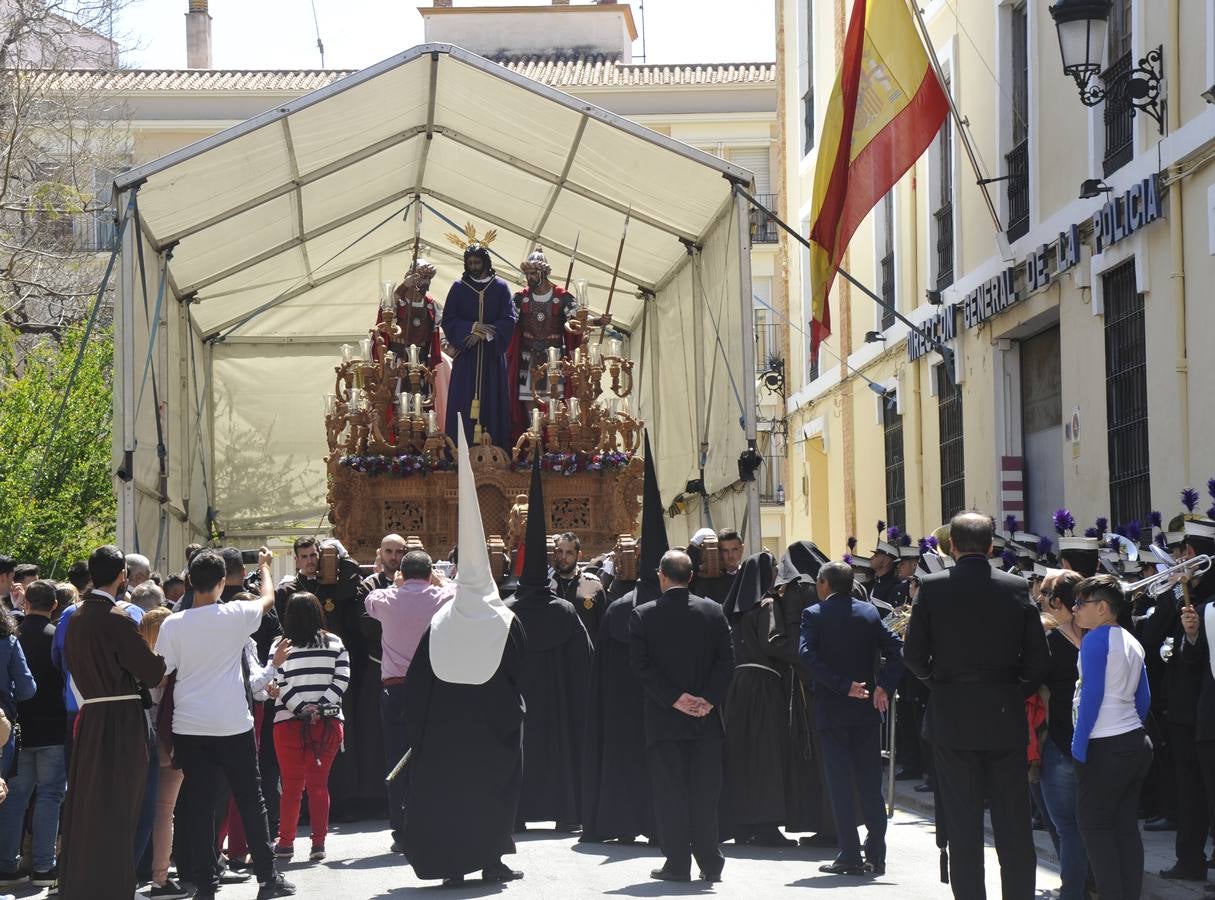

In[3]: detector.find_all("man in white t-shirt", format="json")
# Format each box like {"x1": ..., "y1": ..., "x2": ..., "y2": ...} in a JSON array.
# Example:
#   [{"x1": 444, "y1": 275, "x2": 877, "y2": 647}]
[{"x1": 156, "y1": 549, "x2": 295, "y2": 900}]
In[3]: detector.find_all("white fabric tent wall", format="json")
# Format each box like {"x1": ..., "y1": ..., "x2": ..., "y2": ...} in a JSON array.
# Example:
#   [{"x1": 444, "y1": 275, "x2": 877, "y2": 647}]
[{"x1": 111, "y1": 45, "x2": 761, "y2": 564}]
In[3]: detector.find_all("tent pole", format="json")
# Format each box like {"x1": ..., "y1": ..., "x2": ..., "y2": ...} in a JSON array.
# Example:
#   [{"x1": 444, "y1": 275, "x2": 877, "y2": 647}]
[
  {"x1": 733, "y1": 188, "x2": 761, "y2": 546},
  {"x1": 688, "y1": 244, "x2": 710, "y2": 528},
  {"x1": 118, "y1": 188, "x2": 138, "y2": 550}
]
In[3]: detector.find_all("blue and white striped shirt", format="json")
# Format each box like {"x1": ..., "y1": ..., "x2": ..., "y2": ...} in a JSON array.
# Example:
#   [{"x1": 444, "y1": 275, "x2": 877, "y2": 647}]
[{"x1": 271, "y1": 632, "x2": 349, "y2": 724}]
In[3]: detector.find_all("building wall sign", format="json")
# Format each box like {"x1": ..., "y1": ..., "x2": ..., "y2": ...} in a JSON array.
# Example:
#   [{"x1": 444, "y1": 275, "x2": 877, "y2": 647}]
[
  {"x1": 961, "y1": 267, "x2": 1019, "y2": 329},
  {"x1": 907, "y1": 304, "x2": 957, "y2": 361},
  {"x1": 1092, "y1": 175, "x2": 1162, "y2": 254},
  {"x1": 903, "y1": 177, "x2": 1161, "y2": 362}
]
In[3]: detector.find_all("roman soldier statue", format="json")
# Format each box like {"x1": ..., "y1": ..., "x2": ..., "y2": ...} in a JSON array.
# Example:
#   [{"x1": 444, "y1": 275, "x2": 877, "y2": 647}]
[
  {"x1": 440, "y1": 223, "x2": 517, "y2": 449},
  {"x1": 380, "y1": 257, "x2": 442, "y2": 367},
  {"x1": 507, "y1": 247, "x2": 609, "y2": 443}
]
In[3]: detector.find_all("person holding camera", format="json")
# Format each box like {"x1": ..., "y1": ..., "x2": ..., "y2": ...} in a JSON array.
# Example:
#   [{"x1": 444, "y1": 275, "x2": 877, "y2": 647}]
[
  {"x1": 269, "y1": 592, "x2": 350, "y2": 863},
  {"x1": 155, "y1": 548, "x2": 294, "y2": 900}
]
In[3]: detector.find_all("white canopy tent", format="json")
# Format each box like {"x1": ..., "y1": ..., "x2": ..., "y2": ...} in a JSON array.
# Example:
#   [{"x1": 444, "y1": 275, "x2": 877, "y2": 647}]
[{"x1": 110, "y1": 43, "x2": 761, "y2": 569}]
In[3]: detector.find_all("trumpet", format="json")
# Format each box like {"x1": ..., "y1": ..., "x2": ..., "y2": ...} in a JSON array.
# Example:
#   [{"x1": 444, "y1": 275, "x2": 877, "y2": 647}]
[{"x1": 1124, "y1": 555, "x2": 1212, "y2": 598}]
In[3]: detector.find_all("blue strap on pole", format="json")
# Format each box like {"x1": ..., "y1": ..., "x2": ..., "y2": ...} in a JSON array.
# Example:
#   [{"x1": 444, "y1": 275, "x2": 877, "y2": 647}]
[{"x1": 420, "y1": 201, "x2": 523, "y2": 277}]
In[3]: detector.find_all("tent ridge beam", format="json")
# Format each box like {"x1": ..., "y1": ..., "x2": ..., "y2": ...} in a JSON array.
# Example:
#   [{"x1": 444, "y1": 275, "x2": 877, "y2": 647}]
[
  {"x1": 434, "y1": 125, "x2": 698, "y2": 244},
  {"x1": 180, "y1": 186, "x2": 417, "y2": 296},
  {"x1": 529, "y1": 114, "x2": 587, "y2": 244},
  {"x1": 156, "y1": 125, "x2": 428, "y2": 247},
  {"x1": 423, "y1": 187, "x2": 656, "y2": 291},
  {"x1": 415, "y1": 52, "x2": 441, "y2": 190}
]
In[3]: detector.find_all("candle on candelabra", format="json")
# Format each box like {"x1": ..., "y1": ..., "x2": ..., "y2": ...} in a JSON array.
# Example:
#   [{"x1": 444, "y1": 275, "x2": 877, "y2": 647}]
[
  {"x1": 568, "y1": 397, "x2": 581, "y2": 423},
  {"x1": 384, "y1": 351, "x2": 396, "y2": 368},
  {"x1": 380, "y1": 281, "x2": 396, "y2": 311},
  {"x1": 427, "y1": 410, "x2": 439, "y2": 434},
  {"x1": 589, "y1": 344, "x2": 601, "y2": 365},
  {"x1": 349, "y1": 387, "x2": 362, "y2": 408},
  {"x1": 547, "y1": 346, "x2": 560, "y2": 367},
  {"x1": 412, "y1": 393, "x2": 424, "y2": 416},
  {"x1": 573, "y1": 347, "x2": 582, "y2": 365},
  {"x1": 324, "y1": 394, "x2": 337, "y2": 416},
  {"x1": 531, "y1": 408, "x2": 542, "y2": 433},
  {"x1": 607, "y1": 337, "x2": 622, "y2": 358},
  {"x1": 617, "y1": 396, "x2": 631, "y2": 416},
  {"x1": 547, "y1": 397, "x2": 559, "y2": 419},
  {"x1": 360, "y1": 337, "x2": 372, "y2": 360},
  {"x1": 353, "y1": 366, "x2": 365, "y2": 390},
  {"x1": 340, "y1": 343, "x2": 354, "y2": 362},
  {"x1": 573, "y1": 278, "x2": 589, "y2": 305},
  {"x1": 408, "y1": 344, "x2": 420, "y2": 366}
]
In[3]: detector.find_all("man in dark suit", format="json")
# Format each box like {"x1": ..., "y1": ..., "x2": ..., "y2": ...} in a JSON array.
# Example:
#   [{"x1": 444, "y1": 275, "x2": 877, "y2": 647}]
[
  {"x1": 800, "y1": 560, "x2": 904, "y2": 876},
  {"x1": 903, "y1": 512, "x2": 1050, "y2": 899},
  {"x1": 628, "y1": 549, "x2": 734, "y2": 883}
]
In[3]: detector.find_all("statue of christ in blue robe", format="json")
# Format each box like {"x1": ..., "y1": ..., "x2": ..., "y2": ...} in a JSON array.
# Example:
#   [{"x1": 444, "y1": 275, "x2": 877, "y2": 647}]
[{"x1": 441, "y1": 245, "x2": 517, "y2": 450}]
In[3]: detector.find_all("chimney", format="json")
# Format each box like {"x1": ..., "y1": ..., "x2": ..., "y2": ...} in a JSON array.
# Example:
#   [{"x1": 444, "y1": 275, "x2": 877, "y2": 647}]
[{"x1": 186, "y1": 0, "x2": 212, "y2": 69}]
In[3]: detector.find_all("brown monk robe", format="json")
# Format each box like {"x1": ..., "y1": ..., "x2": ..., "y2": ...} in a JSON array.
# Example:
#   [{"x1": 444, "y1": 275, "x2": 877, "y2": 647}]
[{"x1": 59, "y1": 593, "x2": 166, "y2": 900}]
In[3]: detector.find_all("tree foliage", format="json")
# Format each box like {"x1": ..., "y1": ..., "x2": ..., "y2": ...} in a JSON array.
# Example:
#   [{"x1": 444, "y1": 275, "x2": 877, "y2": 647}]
[{"x1": 0, "y1": 320, "x2": 114, "y2": 573}]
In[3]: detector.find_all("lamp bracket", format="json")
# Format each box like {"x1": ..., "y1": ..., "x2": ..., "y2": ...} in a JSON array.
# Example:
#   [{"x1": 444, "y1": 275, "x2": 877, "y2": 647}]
[{"x1": 1076, "y1": 45, "x2": 1165, "y2": 135}]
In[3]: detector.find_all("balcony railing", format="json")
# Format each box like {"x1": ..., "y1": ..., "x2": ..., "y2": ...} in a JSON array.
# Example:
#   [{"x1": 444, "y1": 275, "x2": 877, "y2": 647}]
[
  {"x1": 754, "y1": 320, "x2": 782, "y2": 376},
  {"x1": 1102, "y1": 51, "x2": 1134, "y2": 176},
  {"x1": 934, "y1": 201, "x2": 954, "y2": 289},
  {"x1": 1005, "y1": 139, "x2": 1029, "y2": 243},
  {"x1": 749, "y1": 193, "x2": 779, "y2": 244}
]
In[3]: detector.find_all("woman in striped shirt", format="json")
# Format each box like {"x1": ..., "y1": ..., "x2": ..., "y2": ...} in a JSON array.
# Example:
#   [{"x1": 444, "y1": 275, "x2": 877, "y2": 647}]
[{"x1": 270, "y1": 592, "x2": 350, "y2": 862}]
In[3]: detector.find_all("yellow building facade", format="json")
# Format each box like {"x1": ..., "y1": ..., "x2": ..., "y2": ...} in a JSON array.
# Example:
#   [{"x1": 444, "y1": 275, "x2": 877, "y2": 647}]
[{"x1": 780, "y1": 0, "x2": 1215, "y2": 557}]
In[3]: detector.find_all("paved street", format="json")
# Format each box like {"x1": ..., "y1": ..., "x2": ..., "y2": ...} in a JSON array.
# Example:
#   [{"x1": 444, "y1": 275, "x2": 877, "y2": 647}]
[{"x1": 59, "y1": 808, "x2": 1060, "y2": 900}]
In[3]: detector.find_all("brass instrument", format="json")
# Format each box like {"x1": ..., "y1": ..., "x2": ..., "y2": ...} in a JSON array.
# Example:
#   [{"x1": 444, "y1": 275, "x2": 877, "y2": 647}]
[
  {"x1": 1124, "y1": 554, "x2": 1212, "y2": 599},
  {"x1": 885, "y1": 603, "x2": 914, "y2": 638}
]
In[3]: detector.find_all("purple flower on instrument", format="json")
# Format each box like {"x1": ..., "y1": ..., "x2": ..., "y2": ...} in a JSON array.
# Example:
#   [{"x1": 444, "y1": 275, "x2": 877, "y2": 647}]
[
  {"x1": 918, "y1": 537, "x2": 930, "y2": 554},
  {"x1": 899, "y1": 532, "x2": 913, "y2": 547},
  {"x1": 1053, "y1": 509, "x2": 1075, "y2": 536},
  {"x1": 1036, "y1": 536, "x2": 1054, "y2": 556},
  {"x1": 1149, "y1": 511, "x2": 1163, "y2": 529},
  {"x1": 1004, "y1": 514, "x2": 1018, "y2": 534},
  {"x1": 927, "y1": 536, "x2": 939, "y2": 550},
  {"x1": 1095, "y1": 517, "x2": 1108, "y2": 534},
  {"x1": 887, "y1": 525, "x2": 902, "y2": 544},
  {"x1": 1084, "y1": 527, "x2": 1100, "y2": 538},
  {"x1": 843, "y1": 553, "x2": 853, "y2": 565},
  {"x1": 1182, "y1": 487, "x2": 1200, "y2": 512},
  {"x1": 1127, "y1": 520, "x2": 1142, "y2": 541},
  {"x1": 1001, "y1": 549, "x2": 1016, "y2": 568}
]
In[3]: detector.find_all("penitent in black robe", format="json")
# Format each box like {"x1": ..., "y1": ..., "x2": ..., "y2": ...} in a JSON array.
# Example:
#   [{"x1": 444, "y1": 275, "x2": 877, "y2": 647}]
[
  {"x1": 402, "y1": 620, "x2": 526, "y2": 880},
  {"x1": 505, "y1": 592, "x2": 592, "y2": 826},
  {"x1": 721, "y1": 597, "x2": 791, "y2": 833},
  {"x1": 774, "y1": 583, "x2": 836, "y2": 836},
  {"x1": 581, "y1": 586, "x2": 658, "y2": 841}
]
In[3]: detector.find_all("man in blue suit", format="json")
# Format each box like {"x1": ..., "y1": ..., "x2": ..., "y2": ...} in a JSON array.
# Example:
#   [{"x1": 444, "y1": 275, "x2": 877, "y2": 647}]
[{"x1": 800, "y1": 560, "x2": 904, "y2": 876}]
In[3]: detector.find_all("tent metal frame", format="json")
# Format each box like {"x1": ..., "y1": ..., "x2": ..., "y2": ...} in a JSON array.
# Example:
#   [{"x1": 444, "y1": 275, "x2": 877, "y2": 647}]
[{"x1": 112, "y1": 42, "x2": 763, "y2": 548}]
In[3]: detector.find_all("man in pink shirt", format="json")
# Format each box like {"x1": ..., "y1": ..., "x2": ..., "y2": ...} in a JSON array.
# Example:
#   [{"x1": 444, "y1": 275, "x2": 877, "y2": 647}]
[{"x1": 365, "y1": 550, "x2": 456, "y2": 853}]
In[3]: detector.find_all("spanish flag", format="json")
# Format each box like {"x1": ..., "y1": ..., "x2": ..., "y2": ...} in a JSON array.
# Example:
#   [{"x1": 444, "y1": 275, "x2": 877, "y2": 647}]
[{"x1": 808, "y1": 0, "x2": 949, "y2": 354}]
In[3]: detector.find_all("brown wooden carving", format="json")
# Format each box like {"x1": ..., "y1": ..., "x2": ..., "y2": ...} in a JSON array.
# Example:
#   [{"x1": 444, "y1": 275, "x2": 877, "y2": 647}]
[{"x1": 329, "y1": 455, "x2": 643, "y2": 565}]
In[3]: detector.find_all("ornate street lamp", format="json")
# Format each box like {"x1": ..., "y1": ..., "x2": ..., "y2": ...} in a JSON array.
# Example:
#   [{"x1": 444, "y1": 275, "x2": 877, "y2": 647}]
[{"x1": 1049, "y1": 0, "x2": 1164, "y2": 132}]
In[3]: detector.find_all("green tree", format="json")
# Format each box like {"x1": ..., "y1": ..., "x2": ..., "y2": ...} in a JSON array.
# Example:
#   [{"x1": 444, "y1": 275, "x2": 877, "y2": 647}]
[{"x1": 0, "y1": 322, "x2": 114, "y2": 574}]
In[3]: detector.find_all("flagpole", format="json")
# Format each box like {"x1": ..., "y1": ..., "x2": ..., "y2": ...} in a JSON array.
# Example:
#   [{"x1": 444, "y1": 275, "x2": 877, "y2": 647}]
[
  {"x1": 736, "y1": 186, "x2": 954, "y2": 367},
  {"x1": 906, "y1": 0, "x2": 1010, "y2": 258}
]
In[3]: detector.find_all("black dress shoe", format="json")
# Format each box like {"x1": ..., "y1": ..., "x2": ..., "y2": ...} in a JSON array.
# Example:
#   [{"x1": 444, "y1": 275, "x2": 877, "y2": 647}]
[
  {"x1": 440, "y1": 875, "x2": 465, "y2": 887},
  {"x1": 554, "y1": 821, "x2": 581, "y2": 834},
  {"x1": 650, "y1": 867, "x2": 691, "y2": 882},
  {"x1": 894, "y1": 767, "x2": 922, "y2": 781},
  {"x1": 819, "y1": 860, "x2": 870, "y2": 876},
  {"x1": 913, "y1": 782, "x2": 933, "y2": 793},
  {"x1": 698, "y1": 870, "x2": 722, "y2": 883},
  {"x1": 1144, "y1": 817, "x2": 1177, "y2": 832},
  {"x1": 482, "y1": 862, "x2": 523, "y2": 882},
  {"x1": 749, "y1": 826, "x2": 796, "y2": 847},
  {"x1": 866, "y1": 859, "x2": 886, "y2": 876},
  {"x1": 1159, "y1": 864, "x2": 1207, "y2": 881}
]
